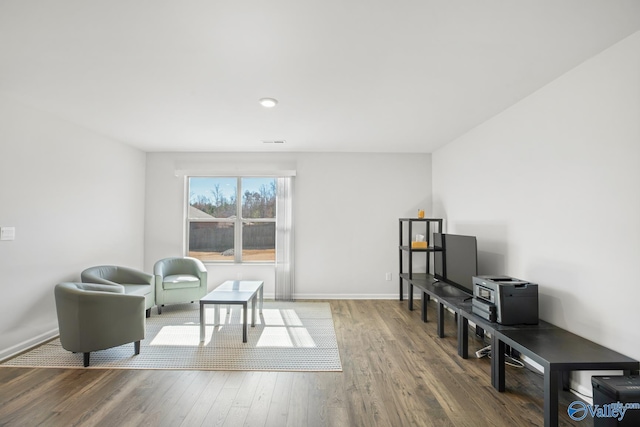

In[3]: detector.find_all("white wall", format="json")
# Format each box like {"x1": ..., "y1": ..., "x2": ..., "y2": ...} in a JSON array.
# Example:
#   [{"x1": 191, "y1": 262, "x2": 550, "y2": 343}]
[
  {"x1": 0, "y1": 96, "x2": 146, "y2": 360},
  {"x1": 145, "y1": 152, "x2": 432, "y2": 298},
  {"x1": 432, "y1": 31, "x2": 640, "y2": 395}
]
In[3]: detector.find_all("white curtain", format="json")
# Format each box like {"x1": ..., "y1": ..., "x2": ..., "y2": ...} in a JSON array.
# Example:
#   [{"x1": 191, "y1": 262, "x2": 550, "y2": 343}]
[{"x1": 275, "y1": 176, "x2": 295, "y2": 300}]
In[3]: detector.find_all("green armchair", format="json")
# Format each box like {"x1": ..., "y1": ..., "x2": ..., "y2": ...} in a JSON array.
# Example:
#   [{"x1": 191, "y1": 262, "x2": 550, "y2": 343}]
[
  {"x1": 154, "y1": 257, "x2": 208, "y2": 314},
  {"x1": 54, "y1": 282, "x2": 145, "y2": 367},
  {"x1": 81, "y1": 265, "x2": 155, "y2": 317}
]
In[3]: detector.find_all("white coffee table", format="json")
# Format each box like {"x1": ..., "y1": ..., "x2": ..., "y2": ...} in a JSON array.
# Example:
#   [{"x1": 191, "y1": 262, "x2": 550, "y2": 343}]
[{"x1": 199, "y1": 280, "x2": 264, "y2": 343}]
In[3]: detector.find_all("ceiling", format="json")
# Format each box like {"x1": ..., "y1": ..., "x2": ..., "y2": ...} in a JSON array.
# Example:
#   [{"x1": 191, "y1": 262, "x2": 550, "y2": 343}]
[{"x1": 1, "y1": 1, "x2": 639, "y2": 153}]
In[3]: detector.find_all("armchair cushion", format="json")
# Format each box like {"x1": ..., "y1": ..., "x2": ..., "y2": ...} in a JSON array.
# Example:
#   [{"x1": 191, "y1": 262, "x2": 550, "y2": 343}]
[{"x1": 162, "y1": 274, "x2": 201, "y2": 290}]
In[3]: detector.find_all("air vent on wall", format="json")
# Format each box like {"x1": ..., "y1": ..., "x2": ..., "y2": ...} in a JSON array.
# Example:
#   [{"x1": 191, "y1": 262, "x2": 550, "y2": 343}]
[{"x1": 262, "y1": 140, "x2": 286, "y2": 144}]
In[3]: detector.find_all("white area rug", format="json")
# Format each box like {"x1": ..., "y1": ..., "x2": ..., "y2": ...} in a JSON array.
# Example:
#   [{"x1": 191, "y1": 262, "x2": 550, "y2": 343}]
[{"x1": 2, "y1": 302, "x2": 342, "y2": 372}]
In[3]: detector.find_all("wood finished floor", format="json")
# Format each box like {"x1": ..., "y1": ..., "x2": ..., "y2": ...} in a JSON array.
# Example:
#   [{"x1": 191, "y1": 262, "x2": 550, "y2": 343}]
[{"x1": 0, "y1": 299, "x2": 588, "y2": 427}]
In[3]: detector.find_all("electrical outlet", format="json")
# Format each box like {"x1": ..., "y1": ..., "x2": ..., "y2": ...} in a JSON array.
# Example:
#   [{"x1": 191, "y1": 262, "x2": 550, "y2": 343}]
[{"x1": 385, "y1": 272, "x2": 392, "y2": 281}]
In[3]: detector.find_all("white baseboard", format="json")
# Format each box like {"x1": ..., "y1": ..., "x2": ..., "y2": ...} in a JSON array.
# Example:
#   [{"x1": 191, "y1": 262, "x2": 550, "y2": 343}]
[
  {"x1": 0, "y1": 328, "x2": 59, "y2": 363},
  {"x1": 569, "y1": 379, "x2": 594, "y2": 404},
  {"x1": 293, "y1": 293, "x2": 399, "y2": 300}
]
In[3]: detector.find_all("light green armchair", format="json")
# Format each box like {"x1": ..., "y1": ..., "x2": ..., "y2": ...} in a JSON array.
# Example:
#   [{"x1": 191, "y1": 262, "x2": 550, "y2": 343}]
[
  {"x1": 154, "y1": 257, "x2": 208, "y2": 314},
  {"x1": 81, "y1": 265, "x2": 155, "y2": 317},
  {"x1": 54, "y1": 282, "x2": 145, "y2": 367}
]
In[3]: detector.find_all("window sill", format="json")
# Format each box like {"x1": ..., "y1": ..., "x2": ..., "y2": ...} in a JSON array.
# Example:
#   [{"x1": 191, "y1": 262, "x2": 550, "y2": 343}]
[{"x1": 201, "y1": 261, "x2": 276, "y2": 266}]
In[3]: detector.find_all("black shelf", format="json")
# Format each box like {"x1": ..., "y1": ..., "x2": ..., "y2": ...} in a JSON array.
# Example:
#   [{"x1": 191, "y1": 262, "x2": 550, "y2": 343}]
[
  {"x1": 398, "y1": 245, "x2": 442, "y2": 252},
  {"x1": 398, "y1": 218, "x2": 443, "y2": 301}
]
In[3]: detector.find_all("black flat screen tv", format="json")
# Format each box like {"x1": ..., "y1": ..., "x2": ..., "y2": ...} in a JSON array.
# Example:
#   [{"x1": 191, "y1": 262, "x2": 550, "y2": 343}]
[{"x1": 433, "y1": 233, "x2": 478, "y2": 294}]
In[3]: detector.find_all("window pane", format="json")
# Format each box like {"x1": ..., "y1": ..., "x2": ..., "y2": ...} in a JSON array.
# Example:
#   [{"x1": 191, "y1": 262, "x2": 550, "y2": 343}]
[
  {"x1": 241, "y1": 178, "x2": 276, "y2": 219},
  {"x1": 242, "y1": 222, "x2": 275, "y2": 262},
  {"x1": 189, "y1": 177, "x2": 237, "y2": 219},
  {"x1": 188, "y1": 222, "x2": 235, "y2": 261}
]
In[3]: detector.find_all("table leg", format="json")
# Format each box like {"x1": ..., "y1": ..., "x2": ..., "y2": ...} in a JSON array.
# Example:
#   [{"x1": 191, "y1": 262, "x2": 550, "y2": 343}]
[
  {"x1": 251, "y1": 296, "x2": 256, "y2": 327},
  {"x1": 259, "y1": 285, "x2": 263, "y2": 314},
  {"x1": 544, "y1": 369, "x2": 560, "y2": 427},
  {"x1": 491, "y1": 335, "x2": 505, "y2": 392},
  {"x1": 214, "y1": 304, "x2": 220, "y2": 326},
  {"x1": 457, "y1": 316, "x2": 468, "y2": 358},
  {"x1": 421, "y1": 292, "x2": 428, "y2": 322},
  {"x1": 199, "y1": 303, "x2": 205, "y2": 342},
  {"x1": 408, "y1": 283, "x2": 414, "y2": 311},
  {"x1": 437, "y1": 302, "x2": 444, "y2": 338},
  {"x1": 243, "y1": 302, "x2": 248, "y2": 343},
  {"x1": 561, "y1": 371, "x2": 570, "y2": 391}
]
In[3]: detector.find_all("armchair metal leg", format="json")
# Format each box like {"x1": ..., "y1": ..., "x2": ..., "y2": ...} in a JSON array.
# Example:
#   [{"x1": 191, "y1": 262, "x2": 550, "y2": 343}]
[
  {"x1": 158, "y1": 305, "x2": 163, "y2": 314},
  {"x1": 146, "y1": 308, "x2": 151, "y2": 318},
  {"x1": 83, "y1": 352, "x2": 90, "y2": 367},
  {"x1": 134, "y1": 341, "x2": 141, "y2": 355}
]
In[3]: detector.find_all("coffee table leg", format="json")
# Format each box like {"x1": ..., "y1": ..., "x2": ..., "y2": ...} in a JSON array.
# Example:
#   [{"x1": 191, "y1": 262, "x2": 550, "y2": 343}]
[
  {"x1": 251, "y1": 296, "x2": 256, "y2": 327},
  {"x1": 214, "y1": 304, "x2": 220, "y2": 326},
  {"x1": 199, "y1": 303, "x2": 205, "y2": 342},
  {"x1": 259, "y1": 285, "x2": 263, "y2": 314},
  {"x1": 243, "y1": 302, "x2": 248, "y2": 343}
]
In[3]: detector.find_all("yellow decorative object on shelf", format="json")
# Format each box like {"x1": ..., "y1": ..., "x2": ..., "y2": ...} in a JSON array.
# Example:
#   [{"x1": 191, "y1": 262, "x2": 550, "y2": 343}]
[
  {"x1": 417, "y1": 209, "x2": 425, "y2": 218},
  {"x1": 411, "y1": 241, "x2": 428, "y2": 249}
]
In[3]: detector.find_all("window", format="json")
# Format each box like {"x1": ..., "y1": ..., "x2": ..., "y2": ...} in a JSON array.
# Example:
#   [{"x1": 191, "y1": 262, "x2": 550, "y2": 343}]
[{"x1": 187, "y1": 177, "x2": 276, "y2": 263}]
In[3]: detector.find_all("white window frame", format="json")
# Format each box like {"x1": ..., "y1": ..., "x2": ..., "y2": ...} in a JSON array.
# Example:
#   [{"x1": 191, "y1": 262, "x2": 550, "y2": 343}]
[{"x1": 186, "y1": 176, "x2": 277, "y2": 264}]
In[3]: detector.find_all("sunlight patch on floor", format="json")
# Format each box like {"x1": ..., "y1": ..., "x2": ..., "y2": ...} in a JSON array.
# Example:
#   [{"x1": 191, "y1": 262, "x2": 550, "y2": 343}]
[
  {"x1": 151, "y1": 308, "x2": 313, "y2": 347},
  {"x1": 256, "y1": 326, "x2": 316, "y2": 348},
  {"x1": 150, "y1": 325, "x2": 201, "y2": 346}
]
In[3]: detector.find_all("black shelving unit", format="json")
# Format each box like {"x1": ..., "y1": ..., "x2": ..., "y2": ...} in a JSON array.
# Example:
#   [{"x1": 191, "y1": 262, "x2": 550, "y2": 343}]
[{"x1": 398, "y1": 218, "x2": 443, "y2": 301}]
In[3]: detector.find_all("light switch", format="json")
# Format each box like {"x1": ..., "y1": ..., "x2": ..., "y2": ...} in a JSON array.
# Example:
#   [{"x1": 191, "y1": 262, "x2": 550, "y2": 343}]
[{"x1": 0, "y1": 227, "x2": 16, "y2": 241}]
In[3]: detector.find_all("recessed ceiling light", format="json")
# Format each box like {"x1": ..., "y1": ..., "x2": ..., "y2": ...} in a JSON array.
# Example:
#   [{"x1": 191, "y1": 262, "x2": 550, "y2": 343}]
[{"x1": 259, "y1": 98, "x2": 278, "y2": 108}]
